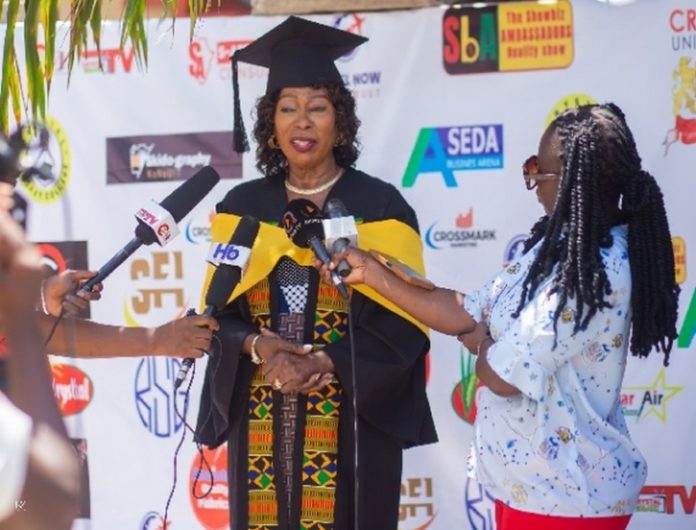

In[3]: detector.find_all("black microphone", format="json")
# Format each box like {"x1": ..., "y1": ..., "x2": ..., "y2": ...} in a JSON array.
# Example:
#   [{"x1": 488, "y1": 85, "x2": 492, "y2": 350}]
[
  {"x1": 323, "y1": 198, "x2": 358, "y2": 278},
  {"x1": 81, "y1": 166, "x2": 220, "y2": 292},
  {"x1": 174, "y1": 215, "x2": 261, "y2": 389},
  {"x1": 282, "y1": 199, "x2": 349, "y2": 300}
]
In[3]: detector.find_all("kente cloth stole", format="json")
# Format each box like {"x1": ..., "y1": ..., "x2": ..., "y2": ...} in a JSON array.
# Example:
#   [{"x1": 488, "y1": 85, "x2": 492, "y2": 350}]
[{"x1": 246, "y1": 276, "x2": 348, "y2": 530}]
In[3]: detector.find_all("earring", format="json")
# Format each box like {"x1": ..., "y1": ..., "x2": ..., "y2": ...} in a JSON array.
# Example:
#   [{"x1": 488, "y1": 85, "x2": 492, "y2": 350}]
[
  {"x1": 267, "y1": 135, "x2": 279, "y2": 149},
  {"x1": 334, "y1": 135, "x2": 344, "y2": 147}
]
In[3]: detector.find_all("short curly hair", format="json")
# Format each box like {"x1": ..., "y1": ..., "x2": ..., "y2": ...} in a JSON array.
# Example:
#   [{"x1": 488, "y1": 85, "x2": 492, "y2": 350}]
[{"x1": 252, "y1": 84, "x2": 361, "y2": 179}]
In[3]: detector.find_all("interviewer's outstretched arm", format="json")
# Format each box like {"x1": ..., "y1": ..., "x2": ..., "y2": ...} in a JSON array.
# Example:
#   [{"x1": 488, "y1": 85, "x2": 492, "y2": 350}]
[{"x1": 319, "y1": 247, "x2": 477, "y2": 336}]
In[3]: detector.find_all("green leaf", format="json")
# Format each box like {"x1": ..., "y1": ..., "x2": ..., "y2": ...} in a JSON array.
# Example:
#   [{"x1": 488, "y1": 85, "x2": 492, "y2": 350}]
[{"x1": 0, "y1": 0, "x2": 21, "y2": 134}]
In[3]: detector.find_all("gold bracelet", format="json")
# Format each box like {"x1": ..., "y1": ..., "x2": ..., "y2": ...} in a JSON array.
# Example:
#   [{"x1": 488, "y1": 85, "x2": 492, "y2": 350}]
[
  {"x1": 476, "y1": 336, "x2": 493, "y2": 356},
  {"x1": 249, "y1": 334, "x2": 264, "y2": 365}
]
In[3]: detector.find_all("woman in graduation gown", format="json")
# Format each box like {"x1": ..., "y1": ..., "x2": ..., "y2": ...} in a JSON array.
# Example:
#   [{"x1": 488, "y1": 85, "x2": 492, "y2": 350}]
[{"x1": 195, "y1": 16, "x2": 437, "y2": 530}]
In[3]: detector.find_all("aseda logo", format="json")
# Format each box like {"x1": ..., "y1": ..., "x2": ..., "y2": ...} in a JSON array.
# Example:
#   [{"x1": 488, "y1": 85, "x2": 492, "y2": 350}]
[
  {"x1": 442, "y1": 1, "x2": 573, "y2": 75},
  {"x1": 51, "y1": 363, "x2": 94, "y2": 416},
  {"x1": 134, "y1": 357, "x2": 188, "y2": 438},
  {"x1": 403, "y1": 125, "x2": 503, "y2": 188}
]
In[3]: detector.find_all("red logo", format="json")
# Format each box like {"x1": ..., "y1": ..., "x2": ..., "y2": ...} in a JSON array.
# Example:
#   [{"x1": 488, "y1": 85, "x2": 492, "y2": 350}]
[
  {"x1": 639, "y1": 485, "x2": 696, "y2": 514},
  {"x1": 189, "y1": 445, "x2": 230, "y2": 530},
  {"x1": 189, "y1": 37, "x2": 253, "y2": 84},
  {"x1": 51, "y1": 363, "x2": 94, "y2": 416}
]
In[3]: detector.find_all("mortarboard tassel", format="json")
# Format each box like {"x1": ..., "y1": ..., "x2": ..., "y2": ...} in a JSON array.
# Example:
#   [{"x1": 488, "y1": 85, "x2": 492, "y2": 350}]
[{"x1": 231, "y1": 51, "x2": 249, "y2": 153}]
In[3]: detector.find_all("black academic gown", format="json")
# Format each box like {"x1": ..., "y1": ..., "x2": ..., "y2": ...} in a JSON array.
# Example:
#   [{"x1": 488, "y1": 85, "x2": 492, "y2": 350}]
[{"x1": 195, "y1": 168, "x2": 437, "y2": 530}]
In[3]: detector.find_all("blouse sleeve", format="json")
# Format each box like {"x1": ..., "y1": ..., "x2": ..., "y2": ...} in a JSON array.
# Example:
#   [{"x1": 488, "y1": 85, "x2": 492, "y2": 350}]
[{"x1": 485, "y1": 251, "x2": 631, "y2": 401}]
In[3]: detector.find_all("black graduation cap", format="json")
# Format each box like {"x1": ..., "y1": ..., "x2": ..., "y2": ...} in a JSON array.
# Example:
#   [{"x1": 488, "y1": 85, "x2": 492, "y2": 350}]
[{"x1": 231, "y1": 16, "x2": 368, "y2": 153}]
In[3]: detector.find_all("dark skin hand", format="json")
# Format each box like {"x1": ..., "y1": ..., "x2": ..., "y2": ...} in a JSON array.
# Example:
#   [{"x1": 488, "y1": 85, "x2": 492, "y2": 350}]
[
  {"x1": 252, "y1": 328, "x2": 334, "y2": 394},
  {"x1": 42, "y1": 269, "x2": 103, "y2": 317}
]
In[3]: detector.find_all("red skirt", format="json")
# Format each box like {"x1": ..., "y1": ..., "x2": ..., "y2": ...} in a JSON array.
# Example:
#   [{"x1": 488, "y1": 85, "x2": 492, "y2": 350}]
[{"x1": 495, "y1": 500, "x2": 632, "y2": 530}]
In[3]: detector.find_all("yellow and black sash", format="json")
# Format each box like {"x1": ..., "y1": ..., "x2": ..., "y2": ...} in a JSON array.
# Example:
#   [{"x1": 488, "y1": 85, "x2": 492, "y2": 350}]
[{"x1": 200, "y1": 213, "x2": 429, "y2": 337}]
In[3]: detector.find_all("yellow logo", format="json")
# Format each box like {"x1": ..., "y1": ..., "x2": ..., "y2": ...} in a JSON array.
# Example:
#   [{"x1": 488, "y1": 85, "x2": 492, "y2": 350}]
[
  {"x1": 19, "y1": 116, "x2": 71, "y2": 204},
  {"x1": 545, "y1": 93, "x2": 597, "y2": 128},
  {"x1": 673, "y1": 236, "x2": 686, "y2": 284},
  {"x1": 663, "y1": 57, "x2": 696, "y2": 153}
]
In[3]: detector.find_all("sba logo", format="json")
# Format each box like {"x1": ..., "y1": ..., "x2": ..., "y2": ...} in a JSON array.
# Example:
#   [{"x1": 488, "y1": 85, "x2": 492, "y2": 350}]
[
  {"x1": 443, "y1": 6, "x2": 498, "y2": 74},
  {"x1": 402, "y1": 124, "x2": 503, "y2": 188}
]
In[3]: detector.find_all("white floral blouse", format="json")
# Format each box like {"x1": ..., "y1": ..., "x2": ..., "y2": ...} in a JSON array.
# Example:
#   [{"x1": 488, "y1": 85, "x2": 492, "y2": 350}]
[{"x1": 464, "y1": 225, "x2": 646, "y2": 517}]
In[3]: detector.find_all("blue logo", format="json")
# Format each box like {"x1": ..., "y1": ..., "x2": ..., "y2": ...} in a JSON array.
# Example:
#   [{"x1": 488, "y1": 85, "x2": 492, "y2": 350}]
[
  {"x1": 403, "y1": 124, "x2": 504, "y2": 187},
  {"x1": 134, "y1": 358, "x2": 188, "y2": 438},
  {"x1": 503, "y1": 234, "x2": 527, "y2": 266},
  {"x1": 139, "y1": 510, "x2": 169, "y2": 530},
  {"x1": 185, "y1": 218, "x2": 211, "y2": 244},
  {"x1": 464, "y1": 477, "x2": 496, "y2": 530}
]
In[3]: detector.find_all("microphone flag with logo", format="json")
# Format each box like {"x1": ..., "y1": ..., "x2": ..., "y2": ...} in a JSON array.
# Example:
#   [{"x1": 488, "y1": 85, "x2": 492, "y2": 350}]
[
  {"x1": 174, "y1": 215, "x2": 261, "y2": 389},
  {"x1": 81, "y1": 166, "x2": 220, "y2": 292},
  {"x1": 282, "y1": 198, "x2": 349, "y2": 300},
  {"x1": 323, "y1": 198, "x2": 358, "y2": 278}
]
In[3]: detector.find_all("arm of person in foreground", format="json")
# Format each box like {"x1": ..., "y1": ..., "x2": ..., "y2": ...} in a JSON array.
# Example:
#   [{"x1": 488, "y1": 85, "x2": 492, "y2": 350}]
[
  {"x1": 39, "y1": 313, "x2": 219, "y2": 359},
  {"x1": 0, "y1": 210, "x2": 79, "y2": 530},
  {"x1": 319, "y1": 246, "x2": 476, "y2": 336}
]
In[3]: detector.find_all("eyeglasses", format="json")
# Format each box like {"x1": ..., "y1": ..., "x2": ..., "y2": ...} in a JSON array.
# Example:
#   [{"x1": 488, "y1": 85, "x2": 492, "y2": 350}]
[{"x1": 523, "y1": 155, "x2": 560, "y2": 190}]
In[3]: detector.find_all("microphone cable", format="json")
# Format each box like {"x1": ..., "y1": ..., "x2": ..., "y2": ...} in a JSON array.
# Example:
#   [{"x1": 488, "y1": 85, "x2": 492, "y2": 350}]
[
  {"x1": 163, "y1": 330, "x2": 221, "y2": 530},
  {"x1": 345, "y1": 299, "x2": 360, "y2": 530}
]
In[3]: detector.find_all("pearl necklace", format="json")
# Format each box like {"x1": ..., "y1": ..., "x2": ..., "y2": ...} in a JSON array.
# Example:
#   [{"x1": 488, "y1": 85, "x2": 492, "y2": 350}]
[{"x1": 285, "y1": 168, "x2": 344, "y2": 195}]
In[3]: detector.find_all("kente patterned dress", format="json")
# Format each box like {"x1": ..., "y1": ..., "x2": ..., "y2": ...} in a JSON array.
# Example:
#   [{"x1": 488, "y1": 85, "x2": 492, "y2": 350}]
[
  {"x1": 195, "y1": 169, "x2": 437, "y2": 530},
  {"x1": 464, "y1": 224, "x2": 647, "y2": 517}
]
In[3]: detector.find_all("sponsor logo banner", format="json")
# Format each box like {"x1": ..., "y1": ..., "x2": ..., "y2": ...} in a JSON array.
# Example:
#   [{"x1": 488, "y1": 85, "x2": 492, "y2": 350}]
[
  {"x1": 443, "y1": 0, "x2": 573, "y2": 75},
  {"x1": 399, "y1": 477, "x2": 437, "y2": 529},
  {"x1": 190, "y1": 445, "x2": 230, "y2": 530},
  {"x1": 638, "y1": 485, "x2": 696, "y2": 515},
  {"x1": 51, "y1": 363, "x2": 94, "y2": 416},
  {"x1": 403, "y1": 125, "x2": 503, "y2": 188},
  {"x1": 19, "y1": 116, "x2": 71, "y2": 203},
  {"x1": 621, "y1": 368, "x2": 684, "y2": 423},
  {"x1": 664, "y1": 9, "x2": 696, "y2": 153},
  {"x1": 106, "y1": 131, "x2": 241, "y2": 183},
  {"x1": 425, "y1": 209, "x2": 497, "y2": 250}
]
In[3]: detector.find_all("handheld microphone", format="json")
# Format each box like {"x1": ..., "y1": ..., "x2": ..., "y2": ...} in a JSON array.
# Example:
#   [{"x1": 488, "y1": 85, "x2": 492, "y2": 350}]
[
  {"x1": 174, "y1": 215, "x2": 261, "y2": 389},
  {"x1": 81, "y1": 166, "x2": 220, "y2": 292},
  {"x1": 282, "y1": 199, "x2": 349, "y2": 300},
  {"x1": 323, "y1": 198, "x2": 358, "y2": 278}
]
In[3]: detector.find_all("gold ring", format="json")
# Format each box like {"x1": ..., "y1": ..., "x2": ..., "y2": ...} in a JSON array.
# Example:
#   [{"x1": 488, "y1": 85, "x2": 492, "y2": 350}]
[{"x1": 272, "y1": 378, "x2": 283, "y2": 390}]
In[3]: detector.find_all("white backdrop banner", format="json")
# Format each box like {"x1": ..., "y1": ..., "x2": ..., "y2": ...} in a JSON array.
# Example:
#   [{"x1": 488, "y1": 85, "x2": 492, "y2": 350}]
[{"x1": 2, "y1": 1, "x2": 695, "y2": 529}]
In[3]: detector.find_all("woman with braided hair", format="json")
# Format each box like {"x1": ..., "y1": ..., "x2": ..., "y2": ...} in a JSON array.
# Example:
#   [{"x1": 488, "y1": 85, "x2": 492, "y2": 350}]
[{"x1": 319, "y1": 103, "x2": 679, "y2": 529}]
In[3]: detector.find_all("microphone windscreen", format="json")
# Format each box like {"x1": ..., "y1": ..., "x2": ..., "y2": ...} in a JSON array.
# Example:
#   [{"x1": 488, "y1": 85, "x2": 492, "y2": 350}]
[
  {"x1": 135, "y1": 166, "x2": 220, "y2": 244},
  {"x1": 205, "y1": 215, "x2": 260, "y2": 311},
  {"x1": 161, "y1": 166, "x2": 221, "y2": 222},
  {"x1": 324, "y1": 198, "x2": 350, "y2": 218},
  {"x1": 282, "y1": 198, "x2": 324, "y2": 248}
]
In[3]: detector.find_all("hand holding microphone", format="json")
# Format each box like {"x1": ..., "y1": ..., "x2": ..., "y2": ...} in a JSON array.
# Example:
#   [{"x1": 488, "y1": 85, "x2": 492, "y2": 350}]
[
  {"x1": 282, "y1": 199, "x2": 349, "y2": 300},
  {"x1": 174, "y1": 215, "x2": 261, "y2": 389},
  {"x1": 80, "y1": 165, "x2": 220, "y2": 293}
]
